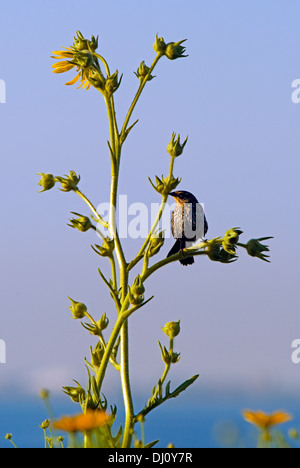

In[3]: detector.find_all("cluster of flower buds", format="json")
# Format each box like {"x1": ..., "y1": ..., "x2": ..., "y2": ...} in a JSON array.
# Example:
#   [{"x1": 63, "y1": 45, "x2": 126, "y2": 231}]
[
  {"x1": 153, "y1": 35, "x2": 188, "y2": 60},
  {"x1": 204, "y1": 231, "x2": 273, "y2": 263},
  {"x1": 129, "y1": 275, "x2": 145, "y2": 305},
  {"x1": 88, "y1": 68, "x2": 123, "y2": 96},
  {"x1": 68, "y1": 212, "x2": 95, "y2": 232},
  {"x1": 204, "y1": 237, "x2": 237, "y2": 263},
  {"x1": 167, "y1": 133, "x2": 188, "y2": 158},
  {"x1": 147, "y1": 230, "x2": 165, "y2": 258},
  {"x1": 68, "y1": 297, "x2": 88, "y2": 320},
  {"x1": 159, "y1": 321, "x2": 181, "y2": 365},
  {"x1": 82, "y1": 313, "x2": 109, "y2": 336},
  {"x1": 37, "y1": 171, "x2": 80, "y2": 193},
  {"x1": 91, "y1": 237, "x2": 115, "y2": 258},
  {"x1": 134, "y1": 61, "x2": 155, "y2": 82}
]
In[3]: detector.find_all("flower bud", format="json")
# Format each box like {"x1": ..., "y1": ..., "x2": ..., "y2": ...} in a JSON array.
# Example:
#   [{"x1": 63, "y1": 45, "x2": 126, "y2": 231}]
[
  {"x1": 92, "y1": 237, "x2": 115, "y2": 257},
  {"x1": 134, "y1": 439, "x2": 143, "y2": 448},
  {"x1": 224, "y1": 228, "x2": 243, "y2": 245},
  {"x1": 5, "y1": 434, "x2": 12, "y2": 440},
  {"x1": 222, "y1": 228, "x2": 243, "y2": 255},
  {"x1": 149, "y1": 174, "x2": 181, "y2": 195},
  {"x1": 105, "y1": 70, "x2": 123, "y2": 96},
  {"x1": 68, "y1": 213, "x2": 94, "y2": 232},
  {"x1": 170, "y1": 351, "x2": 181, "y2": 364},
  {"x1": 289, "y1": 428, "x2": 299, "y2": 440},
  {"x1": 37, "y1": 173, "x2": 56, "y2": 192},
  {"x1": 153, "y1": 34, "x2": 167, "y2": 54},
  {"x1": 40, "y1": 419, "x2": 51, "y2": 429},
  {"x1": 245, "y1": 238, "x2": 272, "y2": 262},
  {"x1": 68, "y1": 297, "x2": 87, "y2": 319},
  {"x1": 55, "y1": 171, "x2": 80, "y2": 192},
  {"x1": 82, "y1": 313, "x2": 109, "y2": 336},
  {"x1": 148, "y1": 175, "x2": 164, "y2": 194},
  {"x1": 207, "y1": 245, "x2": 237, "y2": 263},
  {"x1": 148, "y1": 230, "x2": 165, "y2": 257},
  {"x1": 165, "y1": 39, "x2": 188, "y2": 60},
  {"x1": 62, "y1": 380, "x2": 86, "y2": 403},
  {"x1": 134, "y1": 61, "x2": 155, "y2": 81},
  {"x1": 161, "y1": 320, "x2": 180, "y2": 339},
  {"x1": 39, "y1": 388, "x2": 50, "y2": 400},
  {"x1": 90, "y1": 342, "x2": 104, "y2": 370},
  {"x1": 73, "y1": 31, "x2": 98, "y2": 52},
  {"x1": 167, "y1": 132, "x2": 188, "y2": 158},
  {"x1": 73, "y1": 50, "x2": 94, "y2": 69},
  {"x1": 98, "y1": 312, "x2": 109, "y2": 331},
  {"x1": 158, "y1": 341, "x2": 171, "y2": 365},
  {"x1": 166, "y1": 174, "x2": 182, "y2": 193},
  {"x1": 88, "y1": 68, "x2": 106, "y2": 90},
  {"x1": 129, "y1": 287, "x2": 144, "y2": 306},
  {"x1": 131, "y1": 275, "x2": 145, "y2": 296}
]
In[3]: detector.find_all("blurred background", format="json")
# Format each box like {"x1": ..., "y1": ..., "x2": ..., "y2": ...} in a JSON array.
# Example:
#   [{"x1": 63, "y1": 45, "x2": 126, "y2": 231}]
[{"x1": 0, "y1": 0, "x2": 300, "y2": 447}]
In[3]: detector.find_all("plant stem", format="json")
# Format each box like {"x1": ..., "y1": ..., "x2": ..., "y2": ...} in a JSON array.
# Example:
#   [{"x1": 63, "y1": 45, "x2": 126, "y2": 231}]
[
  {"x1": 120, "y1": 319, "x2": 134, "y2": 448},
  {"x1": 152, "y1": 338, "x2": 173, "y2": 402},
  {"x1": 121, "y1": 53, "x2": 162, "y2": 137},
  {"x1": 75, "y1": 189, "x2": 108, "y2": 228}
]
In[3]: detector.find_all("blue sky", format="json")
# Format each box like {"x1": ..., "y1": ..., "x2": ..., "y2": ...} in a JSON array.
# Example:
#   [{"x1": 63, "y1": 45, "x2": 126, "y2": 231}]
[{"x1": 0, "y1": 0, "x2": 300, "y2": 407}]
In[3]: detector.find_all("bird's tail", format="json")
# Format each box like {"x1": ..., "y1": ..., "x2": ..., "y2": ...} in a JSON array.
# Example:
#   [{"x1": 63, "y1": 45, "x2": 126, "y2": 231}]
[{"x1": 167, "y1": 239, "x2": 194, "y2": 266}]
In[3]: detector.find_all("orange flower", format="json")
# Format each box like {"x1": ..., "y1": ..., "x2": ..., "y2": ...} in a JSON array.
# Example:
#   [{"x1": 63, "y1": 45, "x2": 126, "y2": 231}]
[
  {"x1": 243, "y1": 410, "x2": 292, "y2": 431},
  {"x1": 52, "y1": 409, "x2": 109, "y2": 433}
]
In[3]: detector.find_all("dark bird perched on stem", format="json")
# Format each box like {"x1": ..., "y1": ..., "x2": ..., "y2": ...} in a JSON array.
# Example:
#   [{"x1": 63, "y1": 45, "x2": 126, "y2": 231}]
[{"x1": 167, "y1": 190, "x2": 208, "y2": 266}]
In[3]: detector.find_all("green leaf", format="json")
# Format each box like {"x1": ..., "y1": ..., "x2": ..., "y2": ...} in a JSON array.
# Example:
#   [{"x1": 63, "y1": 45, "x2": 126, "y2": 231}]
[{"x1": 144, "y1": 439, "x2": 160, "y2": 448}]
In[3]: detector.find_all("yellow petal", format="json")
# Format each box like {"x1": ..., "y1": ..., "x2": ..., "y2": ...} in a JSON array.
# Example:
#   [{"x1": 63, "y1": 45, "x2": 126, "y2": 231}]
[
  {"x1": 52, "y1": 63, "x2": 75, "y2": 74},
  {"x1": 65, "y1": 73, "x2": 81, "y2": 86},
  {"x1": 52, "y1": 50, "x2": 74, "y2": 58},
  {"x1": 51, "y1": 60, "x2": 73, "y2": 68}
]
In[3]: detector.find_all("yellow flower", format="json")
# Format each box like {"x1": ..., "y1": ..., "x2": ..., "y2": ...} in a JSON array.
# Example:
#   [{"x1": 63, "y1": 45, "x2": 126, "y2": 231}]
[
  {"x1": 243, "y1": 410, "x2": 292, "y2": 430},
  {"x1": 52, "y1": 409, "x2": 109, "y2": 433},
  {"x1": 51, "y1": 48, "x2": 93, "y2": 90},
  {"x1": 51, "y1": 32, "x2": 99, "y2": 90}
]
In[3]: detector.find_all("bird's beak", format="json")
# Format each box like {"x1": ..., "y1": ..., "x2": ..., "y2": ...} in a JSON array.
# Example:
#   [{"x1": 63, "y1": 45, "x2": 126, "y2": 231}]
[{"x1": 168, "y1": 192, "x2": 175, "y2": 197}]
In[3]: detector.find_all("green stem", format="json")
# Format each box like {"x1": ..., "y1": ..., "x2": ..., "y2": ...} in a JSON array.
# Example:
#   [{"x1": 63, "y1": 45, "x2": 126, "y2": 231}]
[
  {"x1": 121, "y1": 53, "x2": 162, "y2": 138},
  {"x1": 96, "y1": 312, "x2": 127, "y2": 390},
  {"x1": 93, "y1": 52, "x2": 111, "y2": 78},
  {"x1": 152, "y1": 338, "x2": 173, "y2": 402},
  {"x1": 120, "y1": 320, "x2": 134, "y2": 448},
  {"x1": 75, "y1": 189, "x2": 108, "y2": 229},
  {"x1": 141, "y1": 250, "x2": 208, "y2": 283},
  {"x1": 110, "y1": 254, "x2": 118, "y2": 293},
  {"x1": 128, "y1": 156, "x2": 176, "y2": 272}
]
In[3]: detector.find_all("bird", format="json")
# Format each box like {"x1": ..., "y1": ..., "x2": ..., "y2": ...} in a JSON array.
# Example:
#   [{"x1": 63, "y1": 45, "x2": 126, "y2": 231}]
[{"x1": 167, "y1": 190, "x2": 208, "y2": 266}]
